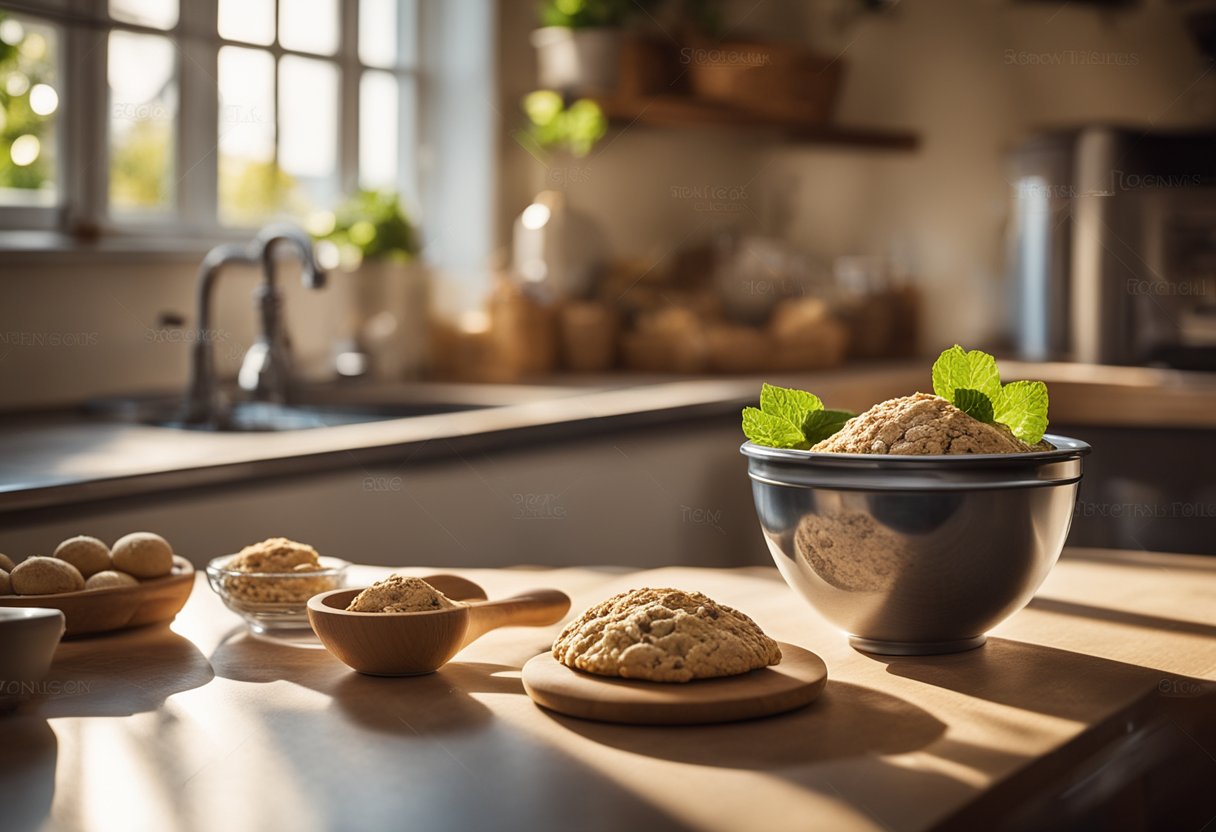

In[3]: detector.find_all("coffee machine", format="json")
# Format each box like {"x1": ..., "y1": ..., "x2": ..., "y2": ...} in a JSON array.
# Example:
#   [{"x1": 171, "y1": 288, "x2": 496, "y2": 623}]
[{"x1": 1008, "y1": 126, "x2": 1216, "y2": 369}]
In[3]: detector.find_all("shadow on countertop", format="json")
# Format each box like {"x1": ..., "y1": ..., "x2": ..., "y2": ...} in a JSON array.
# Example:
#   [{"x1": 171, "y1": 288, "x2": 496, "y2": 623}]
[
  {"x1": 0, "y1": 622, "x2": 213, "y2": 832},
  {"x1": 0, "y1": 715, "x2": 56, "y2": 832},
  {"x1": 542, "y1": 679, "x2": 947, "y2": 768},
  {"x1": 37, "y1": 623, "x2": 214, "y2": 719}
]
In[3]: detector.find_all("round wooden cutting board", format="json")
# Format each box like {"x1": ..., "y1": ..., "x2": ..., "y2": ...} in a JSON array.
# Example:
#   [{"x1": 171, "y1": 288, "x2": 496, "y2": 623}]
[{"x1": 522, "y1": 642, "x2": 827, "y2": 725}]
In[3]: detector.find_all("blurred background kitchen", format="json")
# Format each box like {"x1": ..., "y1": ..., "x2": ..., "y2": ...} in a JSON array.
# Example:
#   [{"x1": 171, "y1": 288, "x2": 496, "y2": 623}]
[{"x1": 1, "y1": 0, "x2": 1213, "y2": 561}]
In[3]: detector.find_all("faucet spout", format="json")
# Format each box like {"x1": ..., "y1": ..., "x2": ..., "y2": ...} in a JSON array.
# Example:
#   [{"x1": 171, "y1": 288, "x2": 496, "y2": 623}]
[
  {"x1": 181, "y1": 222, "x2": 326, "y2": 427},
  {"x1": 182, "y1": 242, "x2": 256, "y2": 426},
  {"x1": 254, "y1": 222, "x2": 327, "y2": 290},
  {"x1": 240, "y1": 223, "x2": 328, "y2": 402}
]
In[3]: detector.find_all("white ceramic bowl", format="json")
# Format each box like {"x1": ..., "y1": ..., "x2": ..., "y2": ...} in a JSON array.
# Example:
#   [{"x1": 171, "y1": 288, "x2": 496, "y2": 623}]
[{"x1": 0, "y1": 607, "x2": 66, "y2": 709}]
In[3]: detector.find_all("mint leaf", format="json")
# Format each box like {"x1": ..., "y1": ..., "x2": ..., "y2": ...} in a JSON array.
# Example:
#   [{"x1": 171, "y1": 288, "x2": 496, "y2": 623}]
[
  {"x1": 931, "y1": 345, "x2": 1001, "y2": 403},
  {"x1": 759, "y1": 383, "x2": 822, "y2": 428},
  {"x1": 802, "y1": 409, "x2": 855, "y2": 444},
  {"x1": 993, "y1": 380, "x2": 1049, "y2": 445},
  {"x1": 742, "y1": 407, "x2": 810, "y2": 449},
  {"x1": 953, "y1": 388, "x2": 994, "y2": 423}
]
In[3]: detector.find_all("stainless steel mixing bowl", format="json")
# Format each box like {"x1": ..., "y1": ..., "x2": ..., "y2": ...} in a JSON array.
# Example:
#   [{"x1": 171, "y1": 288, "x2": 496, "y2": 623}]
[{"x1": 742, "y1": 436, "x2": 1090, "y2": 655}]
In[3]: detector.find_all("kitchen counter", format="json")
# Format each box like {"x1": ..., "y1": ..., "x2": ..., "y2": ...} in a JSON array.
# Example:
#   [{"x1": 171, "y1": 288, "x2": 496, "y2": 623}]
[
  {"x1": 2, "y1": 361, "x2": 1215, "y2": 515},
  {"x1": 3, "y1": 547, "x2": 1212, "y2": 832}
]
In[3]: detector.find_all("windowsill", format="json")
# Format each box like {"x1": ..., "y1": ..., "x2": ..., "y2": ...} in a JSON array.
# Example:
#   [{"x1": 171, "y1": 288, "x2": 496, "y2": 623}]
[{"x1": 0, "y1": 230, "x2": 237, "y2": 264}]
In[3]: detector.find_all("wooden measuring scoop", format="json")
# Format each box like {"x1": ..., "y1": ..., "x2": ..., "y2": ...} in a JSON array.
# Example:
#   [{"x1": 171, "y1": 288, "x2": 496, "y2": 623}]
[{"x1": 308, "y1": 579, "x2": 570, "y2": 676}]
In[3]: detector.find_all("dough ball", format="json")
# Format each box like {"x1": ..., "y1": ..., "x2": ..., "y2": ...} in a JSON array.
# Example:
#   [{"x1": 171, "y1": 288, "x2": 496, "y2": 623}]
[
  {"x1": 10, "y1": 557, "x2": 86, "y2": 596},
  {"x1": 0, "y1": 553, "x2": 14, "y2": 572},
  {"x1": 346, "y1": 575, "x2": 458, "y2": 613},
  {"x1": 0, "y1": 569, "x2": 10, "y2": 595},
  {"x1": 85, "y1": 570, "x2": 140, "y2": 590},
  {"x1": 111, "y1": 532, "x2": 174, "y2": 579},
  {"x1": 53, "y1": 535, "x2": 112, "y2": 578}
]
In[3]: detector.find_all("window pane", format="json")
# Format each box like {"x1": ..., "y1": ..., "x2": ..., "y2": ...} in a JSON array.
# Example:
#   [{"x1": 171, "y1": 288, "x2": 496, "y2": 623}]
[
  {"x1": 109, "y1": 0, "x2": 178, "y2": 30},
  {"x1": 218, "y1": 46, "x2": 278, "y2": 226},
  {"x1": 0, "y1": 13, "x2": 59, "y2": 206},
  {"x1": 279, "y1": 0, "x2": 338, "y2": 55},
  {"x1": 359, "y1": 0, "x2": 415, "y2": 68},
  {"x1": 218, "y1": 0, "x2": 274, "y2": 46},
  {"x1": 359, "y1": 70, "x2": 397, "y2": 190},
  {"x1": 279, "y1": 55, "x2": 338, "y2": 210},
  {"x1": 108, "y1": 31, "x2": 177, "y2": 213}
]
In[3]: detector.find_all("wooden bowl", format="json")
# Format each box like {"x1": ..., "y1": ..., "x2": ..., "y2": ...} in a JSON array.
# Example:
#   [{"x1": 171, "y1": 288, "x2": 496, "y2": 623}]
[
  {"x1": 0, "y1": 556, "x2": 195, "y2": 637},
  {"x1": 308, "y1": 584, "x2": 571, "y2": 676},
  {"x1": 308, "y1": 588, "x2": 471, "y2": 676}
]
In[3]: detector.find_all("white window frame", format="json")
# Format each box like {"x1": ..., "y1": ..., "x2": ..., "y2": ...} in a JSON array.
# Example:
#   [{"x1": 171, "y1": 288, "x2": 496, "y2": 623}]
[{"x1": 0, "y1": 0, "x2": 424, "y2": 245}]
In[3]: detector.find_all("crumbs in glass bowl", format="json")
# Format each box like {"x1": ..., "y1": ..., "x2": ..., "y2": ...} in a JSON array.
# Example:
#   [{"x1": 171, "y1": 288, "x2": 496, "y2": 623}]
[{"x1": 207, "y1": 538, "x2": 348, "y2": 633}]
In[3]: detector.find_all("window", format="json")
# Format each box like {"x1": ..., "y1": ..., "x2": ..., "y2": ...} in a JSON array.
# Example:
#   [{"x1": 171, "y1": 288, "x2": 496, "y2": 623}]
[
  {"x1": 0, "y1": 11, "x2": 60, "y2": 211},
  {"x1": 0, "y1": 0, "x2": 421, "y2": 238}
]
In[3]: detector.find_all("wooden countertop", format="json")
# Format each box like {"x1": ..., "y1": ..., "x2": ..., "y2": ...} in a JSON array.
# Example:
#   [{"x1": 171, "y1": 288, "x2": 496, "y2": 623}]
[{"x1": 2, "y1": 548, "x2": 1213, "y2": 832}]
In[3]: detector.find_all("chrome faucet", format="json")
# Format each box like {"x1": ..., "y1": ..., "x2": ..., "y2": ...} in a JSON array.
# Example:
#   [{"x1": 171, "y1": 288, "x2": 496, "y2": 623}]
[
  {"x1": 239, "y1": 224, "x2": 328, "y2": 404},
  {"x1": 182, "y1": 223, "x2": 327, "y2": 427}
]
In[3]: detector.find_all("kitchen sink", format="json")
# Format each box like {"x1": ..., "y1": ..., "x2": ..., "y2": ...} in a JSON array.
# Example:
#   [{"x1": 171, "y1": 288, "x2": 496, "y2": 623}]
[
  {"x1": 80, "y1": 381, "x2": 595, "y2": 432},
  {"x1": 178, "y1": 400, "x2": 485, "y2": 431},
  {"x1": 82, "y1": 386, "x2": 503, "y2": 433}
]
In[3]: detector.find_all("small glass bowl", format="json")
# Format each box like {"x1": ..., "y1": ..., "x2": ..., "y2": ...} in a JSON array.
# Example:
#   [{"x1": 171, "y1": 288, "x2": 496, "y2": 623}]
[{"x1": 206, "y1": 554, "x2": 349, "y2": 635}]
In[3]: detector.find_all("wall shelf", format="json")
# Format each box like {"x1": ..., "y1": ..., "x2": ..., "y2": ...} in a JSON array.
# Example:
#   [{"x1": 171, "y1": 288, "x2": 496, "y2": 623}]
[{"x1": 593, "y1": 94, "x2": 920, "y2": 151}]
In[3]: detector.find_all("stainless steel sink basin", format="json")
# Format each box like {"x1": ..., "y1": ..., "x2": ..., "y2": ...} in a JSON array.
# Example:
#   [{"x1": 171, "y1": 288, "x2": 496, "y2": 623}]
[
  {"x1": 170, "y1": 400, "x2": 488, "y2": 431},
  {"x1": 83, "y1": 382, "x2": 583, "y2": 432},
  {"x1": 86, "y1": 391, "x2": 491, "y2": 432}
]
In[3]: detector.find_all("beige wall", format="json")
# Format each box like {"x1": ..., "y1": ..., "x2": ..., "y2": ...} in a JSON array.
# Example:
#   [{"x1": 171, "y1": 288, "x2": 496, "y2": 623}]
[
  {"x1": 497, "y1": 0, "x2": 1216, "y2": 350},
  {"x1": 2, "y1": 1, "x2": 1211, "y2": 410},
  {"x1": 0, "y1": 253, "x2": 352, "y2": 411}
]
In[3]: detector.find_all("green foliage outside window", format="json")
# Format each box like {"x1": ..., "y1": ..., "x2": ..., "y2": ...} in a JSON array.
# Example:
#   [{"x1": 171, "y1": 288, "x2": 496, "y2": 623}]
[{"x1": 0, "y1": 12, "x2": 55, "y2": 192}]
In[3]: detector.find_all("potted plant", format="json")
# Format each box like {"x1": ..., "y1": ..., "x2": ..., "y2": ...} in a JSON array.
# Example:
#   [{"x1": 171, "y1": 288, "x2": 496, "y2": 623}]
[
  {"x1": 312, "y1": 191, "x2": 429, "y2": 380},
  {"x1": 531, "y1": 0, "x2": 657, "y2": 93},
  {"x1": 520, "y1": 89, "x2": 608, "y2": 158}
]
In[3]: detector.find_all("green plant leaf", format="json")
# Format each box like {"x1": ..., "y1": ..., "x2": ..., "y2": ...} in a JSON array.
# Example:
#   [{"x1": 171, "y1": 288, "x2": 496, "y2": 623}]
[
  {"x1": 523, "y1": 90, "x2": 563, "y2": 126},
  {"x1": 759, "y1": 383, "x2": 822, "y2": 428},
  {"x1": 953, "y1": 388, "x2": 994, "y2": 423},
  {"x1": 993, "y1": 380, "x2": 1049, "y2": 445},
  {"x1": 931, "y1": 345, "x2": 1001, "y2": 403},
  {"x1": 802, "y1": 409, "x2": 855, "y2": 444},
  {"x1": 742, "y1": 407, "x2": 810, "y2": 450}
]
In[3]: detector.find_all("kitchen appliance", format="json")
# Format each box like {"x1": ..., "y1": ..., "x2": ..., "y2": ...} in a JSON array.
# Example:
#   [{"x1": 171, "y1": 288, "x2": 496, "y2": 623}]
[
  {"x1": 1008, "y1": 126, "x2": 1216, "y2": 368},
  {"x1": 512, "y1": 190, "x2": 607, "y2": 300}
]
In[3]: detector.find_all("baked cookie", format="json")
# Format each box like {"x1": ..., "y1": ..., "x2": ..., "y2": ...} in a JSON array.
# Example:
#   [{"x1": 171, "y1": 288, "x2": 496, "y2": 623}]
[
  {"x1": 111, "y1": 532, "x2": 174, "y2": 579},
  {"x1": 0, "y1": 568, "x2": 10, "y2": 595},
  {"x1": 54, "y1": 535, "x2": 112, "y2": 579},
  {"x1": 553, "y1": 588, "x2": 782, "y2": 683},
  {"x1": 10, "y1": 557, "x2": 86, "y2": 595},
  {"x1": 346, "y1": 575, "x2": 458, "y2": 613},
  {"x1": 85, "y1": 570, "x2": 139, "y2": 590},
  {"x1": 0, "y1": 553, "x2": 14, "y2": 572}
]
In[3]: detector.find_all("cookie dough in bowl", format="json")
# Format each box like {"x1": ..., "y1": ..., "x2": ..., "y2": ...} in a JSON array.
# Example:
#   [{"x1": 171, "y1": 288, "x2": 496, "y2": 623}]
[
  {"x1": 346, "y1": 576, "x2": 460, "y2": 613},
  {"x1": 220, "y1": 538, "x2": 340, "y2": 605},
  {"x1": 206, "y1": 537, "x2": 348, "y2": 635},
  {"x1": 553, "y1": 588, "x2": 782, "y2": 683}
]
